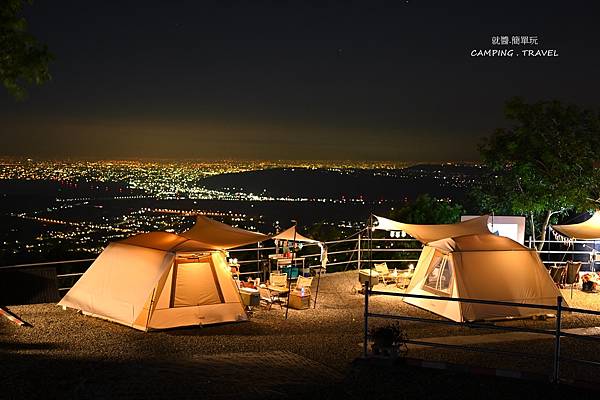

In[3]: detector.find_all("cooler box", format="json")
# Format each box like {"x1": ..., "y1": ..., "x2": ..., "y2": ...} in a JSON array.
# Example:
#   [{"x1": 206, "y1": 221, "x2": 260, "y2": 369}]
[
  {"x1": 280, "y1": 266, "x2": 300, "y2": 279},
  {"x1": 358, "y1": 269, "x2": 379, "y2": 287}
]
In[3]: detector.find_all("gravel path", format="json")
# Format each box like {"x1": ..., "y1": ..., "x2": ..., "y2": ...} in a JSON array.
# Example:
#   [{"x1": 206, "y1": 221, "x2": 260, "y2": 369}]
[{"x1": 2, "y1": 271, "x2": 600, "y2": 398}]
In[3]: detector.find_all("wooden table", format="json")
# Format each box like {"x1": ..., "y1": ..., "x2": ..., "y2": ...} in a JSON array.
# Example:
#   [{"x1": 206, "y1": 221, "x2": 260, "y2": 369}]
[
  {"x1": 266, "y1": 285, "x2": 289, "y2": 304},
  {"x1": 394, "y1": 271, "x2": 414, "y2": 289},
  {"x1": 266, "y1": 285, "x2": 289, "y2": 295}
]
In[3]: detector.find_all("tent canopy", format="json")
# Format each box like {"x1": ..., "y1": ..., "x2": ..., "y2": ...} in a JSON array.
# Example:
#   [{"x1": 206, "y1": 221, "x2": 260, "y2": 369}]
[
  {"x1": 552, "y1": 211, "x2": 600, "y2": 240},
  {"x1": 272, "y1": 225, "x2": 319, "y2": 243},
  {"x1": 181, "y1": 215, "x2": 269, "y2": 249},
  {"x1": 118, "y1": 232, "x2": 215, "y2": 252},
  {"x1": 373, "y1": 215, "x2": 490, "y2": 244},
  {"x1": 118, "y1": 215, "x2": 268, "y2": 252}
]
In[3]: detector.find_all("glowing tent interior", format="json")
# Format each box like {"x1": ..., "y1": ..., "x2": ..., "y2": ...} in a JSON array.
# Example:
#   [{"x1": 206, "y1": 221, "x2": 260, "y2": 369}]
[
  {"x1": 58, "y1": 216, "x2": 268, "y2": 331},
  {"x1": 373, "y1": 215, "x2": 564, "y2": 322}
]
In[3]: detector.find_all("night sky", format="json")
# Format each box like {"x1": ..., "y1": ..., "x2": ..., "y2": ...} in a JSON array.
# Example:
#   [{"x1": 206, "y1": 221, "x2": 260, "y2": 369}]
[{"x1": 1, "y1": 0, "x2": 598, "y2": 161}]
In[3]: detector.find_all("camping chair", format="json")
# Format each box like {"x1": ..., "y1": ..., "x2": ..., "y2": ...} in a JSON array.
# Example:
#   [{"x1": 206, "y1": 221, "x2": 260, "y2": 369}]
[
  {"x1": 258, "y1": 287, "x2": 283, "y2": 310},
  {"x1": 550, "y1": 265, "x2": 567, "y2": 288},
  {"x1": 374, "y1": 262, "x2": 394, "y2": 285},
  {"x1": 293, "y1": 276, "x2": 313, "y2": 295},
  {"x1": 270, "y1": 272, "x2": 288, "y2": 288},
  {"x1": 565, "y1": 261, "x2": 582, "y2": 298}
]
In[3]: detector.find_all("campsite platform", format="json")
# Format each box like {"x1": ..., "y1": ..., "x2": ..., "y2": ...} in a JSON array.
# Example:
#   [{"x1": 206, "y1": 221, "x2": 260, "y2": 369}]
[{"x1": 4, "y1": 271, "x2": 600, "y2": 398}]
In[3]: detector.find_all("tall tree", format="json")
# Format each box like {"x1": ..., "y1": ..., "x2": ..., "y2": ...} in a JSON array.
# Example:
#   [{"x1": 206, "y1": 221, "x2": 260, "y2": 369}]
[
  {"x1": 390, "y1": 194, "x2": 464, "y2": 225},
  {"x1": 475, "y1": 97, "x2": 600, "y2": 250},
  {"x1": 0, "y1": 0, "x2": 52, "y2": 99}
]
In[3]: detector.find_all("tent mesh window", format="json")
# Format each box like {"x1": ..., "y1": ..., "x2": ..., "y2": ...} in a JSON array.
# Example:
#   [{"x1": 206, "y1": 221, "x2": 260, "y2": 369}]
[{"x1": 422, "y1": 251, "x2": 454, "y2": 295}]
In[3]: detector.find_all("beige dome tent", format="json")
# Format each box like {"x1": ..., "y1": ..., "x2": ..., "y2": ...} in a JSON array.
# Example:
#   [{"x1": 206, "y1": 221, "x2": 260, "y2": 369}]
[
  {"x1": 58, "y1": 217, "x2": 268, "y2": 331},
  {"x1": 373, "y1": 215, "x2": 564, "y2": 322}
]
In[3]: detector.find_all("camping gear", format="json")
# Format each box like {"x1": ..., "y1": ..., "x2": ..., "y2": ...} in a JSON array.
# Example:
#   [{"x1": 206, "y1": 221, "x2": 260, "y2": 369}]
[{"x1": 358, "y1": 269, "x2": 379, "y2": 288}]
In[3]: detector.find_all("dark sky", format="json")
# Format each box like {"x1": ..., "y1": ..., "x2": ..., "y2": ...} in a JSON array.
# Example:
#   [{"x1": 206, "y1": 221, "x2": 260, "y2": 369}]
[{"x1": 1, "y1": 0, "x2": 599, "y2": 161}]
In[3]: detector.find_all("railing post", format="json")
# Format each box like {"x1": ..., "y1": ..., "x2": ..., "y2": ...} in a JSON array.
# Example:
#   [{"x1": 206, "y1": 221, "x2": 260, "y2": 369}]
[
  {"x1": 553, "y1": 295, "x2": 563, "y2": 383},
  {"x1": 357, "y1": 234, "x2": 361, "y2": 270},
  {"x1": 363, "y1": 281, "x2": 370, "y2": 357}
]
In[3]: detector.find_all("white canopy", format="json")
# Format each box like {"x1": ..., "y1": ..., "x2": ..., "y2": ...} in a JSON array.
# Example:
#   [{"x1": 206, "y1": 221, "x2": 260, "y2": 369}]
[
  {"x1": 272, "y1": 225, "x2": 319, "y2": 243},
  {"x1": 373, "y1": 215, "x2": 490, "y2": 244},
  {"x1": 552, "y1": 211, "x2": 600, "y2": 240}
]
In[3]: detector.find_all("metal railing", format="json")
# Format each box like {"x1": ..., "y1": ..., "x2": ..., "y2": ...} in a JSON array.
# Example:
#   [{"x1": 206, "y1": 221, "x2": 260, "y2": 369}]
[
  {"x1": 362, "y1": 284, "x2": 600, "y2": 383},
  {"x1": 1, "y1": 237, "x2": 598, "y2": 294}
]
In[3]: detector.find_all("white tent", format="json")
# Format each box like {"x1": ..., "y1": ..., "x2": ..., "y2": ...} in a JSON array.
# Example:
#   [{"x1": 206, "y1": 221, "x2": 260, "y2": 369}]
[
  {"x1": 374, "y1": 216, "x2": 563, "y2": 322},
  {"x1": 272, "y1": 225, "x2": 319, "y2": 243},
  {"x1": 58, "y1": 217, "x2": 268, "y2": 331}
]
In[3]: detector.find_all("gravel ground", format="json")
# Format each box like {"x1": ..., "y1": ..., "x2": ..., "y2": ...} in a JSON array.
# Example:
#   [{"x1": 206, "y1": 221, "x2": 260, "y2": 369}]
[{"x1": 2, "y1": 271, "x2": 600, "y2": 398}]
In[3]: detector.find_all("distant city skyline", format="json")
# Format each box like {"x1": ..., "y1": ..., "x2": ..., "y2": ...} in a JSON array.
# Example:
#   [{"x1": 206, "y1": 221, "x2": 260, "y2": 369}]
[{"x1": 1, "y1": 1, "x2": 598, "y2": 160}]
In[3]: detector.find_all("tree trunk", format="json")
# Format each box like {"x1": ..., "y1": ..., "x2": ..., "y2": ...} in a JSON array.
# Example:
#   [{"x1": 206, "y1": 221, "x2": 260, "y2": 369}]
[
  {"x1": 537, "y1": 210, "x2": 553, "y2": 252},
  {"x1": 529, "y1": 213, "x2": 536, "y2": 249}
]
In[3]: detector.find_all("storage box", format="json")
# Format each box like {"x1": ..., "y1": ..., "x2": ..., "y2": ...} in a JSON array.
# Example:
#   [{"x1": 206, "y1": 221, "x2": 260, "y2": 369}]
[
  {"x1": 239, "y1": 289, "x2": 260, "y2": 307},
  {"x1": 288, "y1": 292, "x2": 311, "y2": 310}
]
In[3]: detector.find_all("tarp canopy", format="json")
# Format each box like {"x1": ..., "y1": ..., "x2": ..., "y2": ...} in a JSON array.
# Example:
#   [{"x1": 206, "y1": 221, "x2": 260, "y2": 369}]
[
  {"x1": 272, "y1": 225, "x2": 319, "y2": 243},
  {"x1": 117, "y1": 215, "x2": 268, "y2": 252},
  {"x1": 119, "y1": 232, "x2": 215, "y2": 252},
  {"x1": 373, "y1": 215, "x2": 490, "y2": 244},
  {"x1": 181, "y1": 215, "x2": 269, "y2": 249},
  {"x1": 552, "y1": 211, "x2": 600, "y2": 240}
]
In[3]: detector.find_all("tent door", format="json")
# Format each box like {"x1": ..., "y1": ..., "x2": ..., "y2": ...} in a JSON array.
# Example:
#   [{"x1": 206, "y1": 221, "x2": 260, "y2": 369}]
[{"x1": 169, "y1": 257, "x2": 223, "y2": 308}]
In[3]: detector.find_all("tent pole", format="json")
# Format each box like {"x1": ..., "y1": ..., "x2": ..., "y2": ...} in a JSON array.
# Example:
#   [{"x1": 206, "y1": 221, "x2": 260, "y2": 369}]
[
  {"x1": 257, "y1": 243, "x2": 261, "y2": 281},
  {"x1": 145, "y1": 288, "x2": 156, "y2": 331},
  {"x1": 357, "y1": 233, "x2": 361, "y2": 270},
  {"x1": 285, "y1": 220, "x2": 298, "y2": 320},
  {"x1": 313, "y1": 267, "x2": 321, "y2": 309}
]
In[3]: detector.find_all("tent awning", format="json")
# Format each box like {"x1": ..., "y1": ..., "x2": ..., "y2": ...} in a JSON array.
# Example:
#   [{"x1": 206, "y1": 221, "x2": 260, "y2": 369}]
[
  {"x1": 181, "y1": 215, "x2": 269, "y2": 249},
  {"x1": 373, "y1": 215, "x2": 490, "y2": 244},
  {"x1": 117, "y1": 215, "x2": 268, "y2": 252},
  {"x1": 552, "y1": 211, "x2": 600, "y2": 240},
  {"x1": 118, "y1": 232, "x2": 217, "y2": 252},
  {"x1": 272, "y1": 226, "x2": 319, "y2": 243}
]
